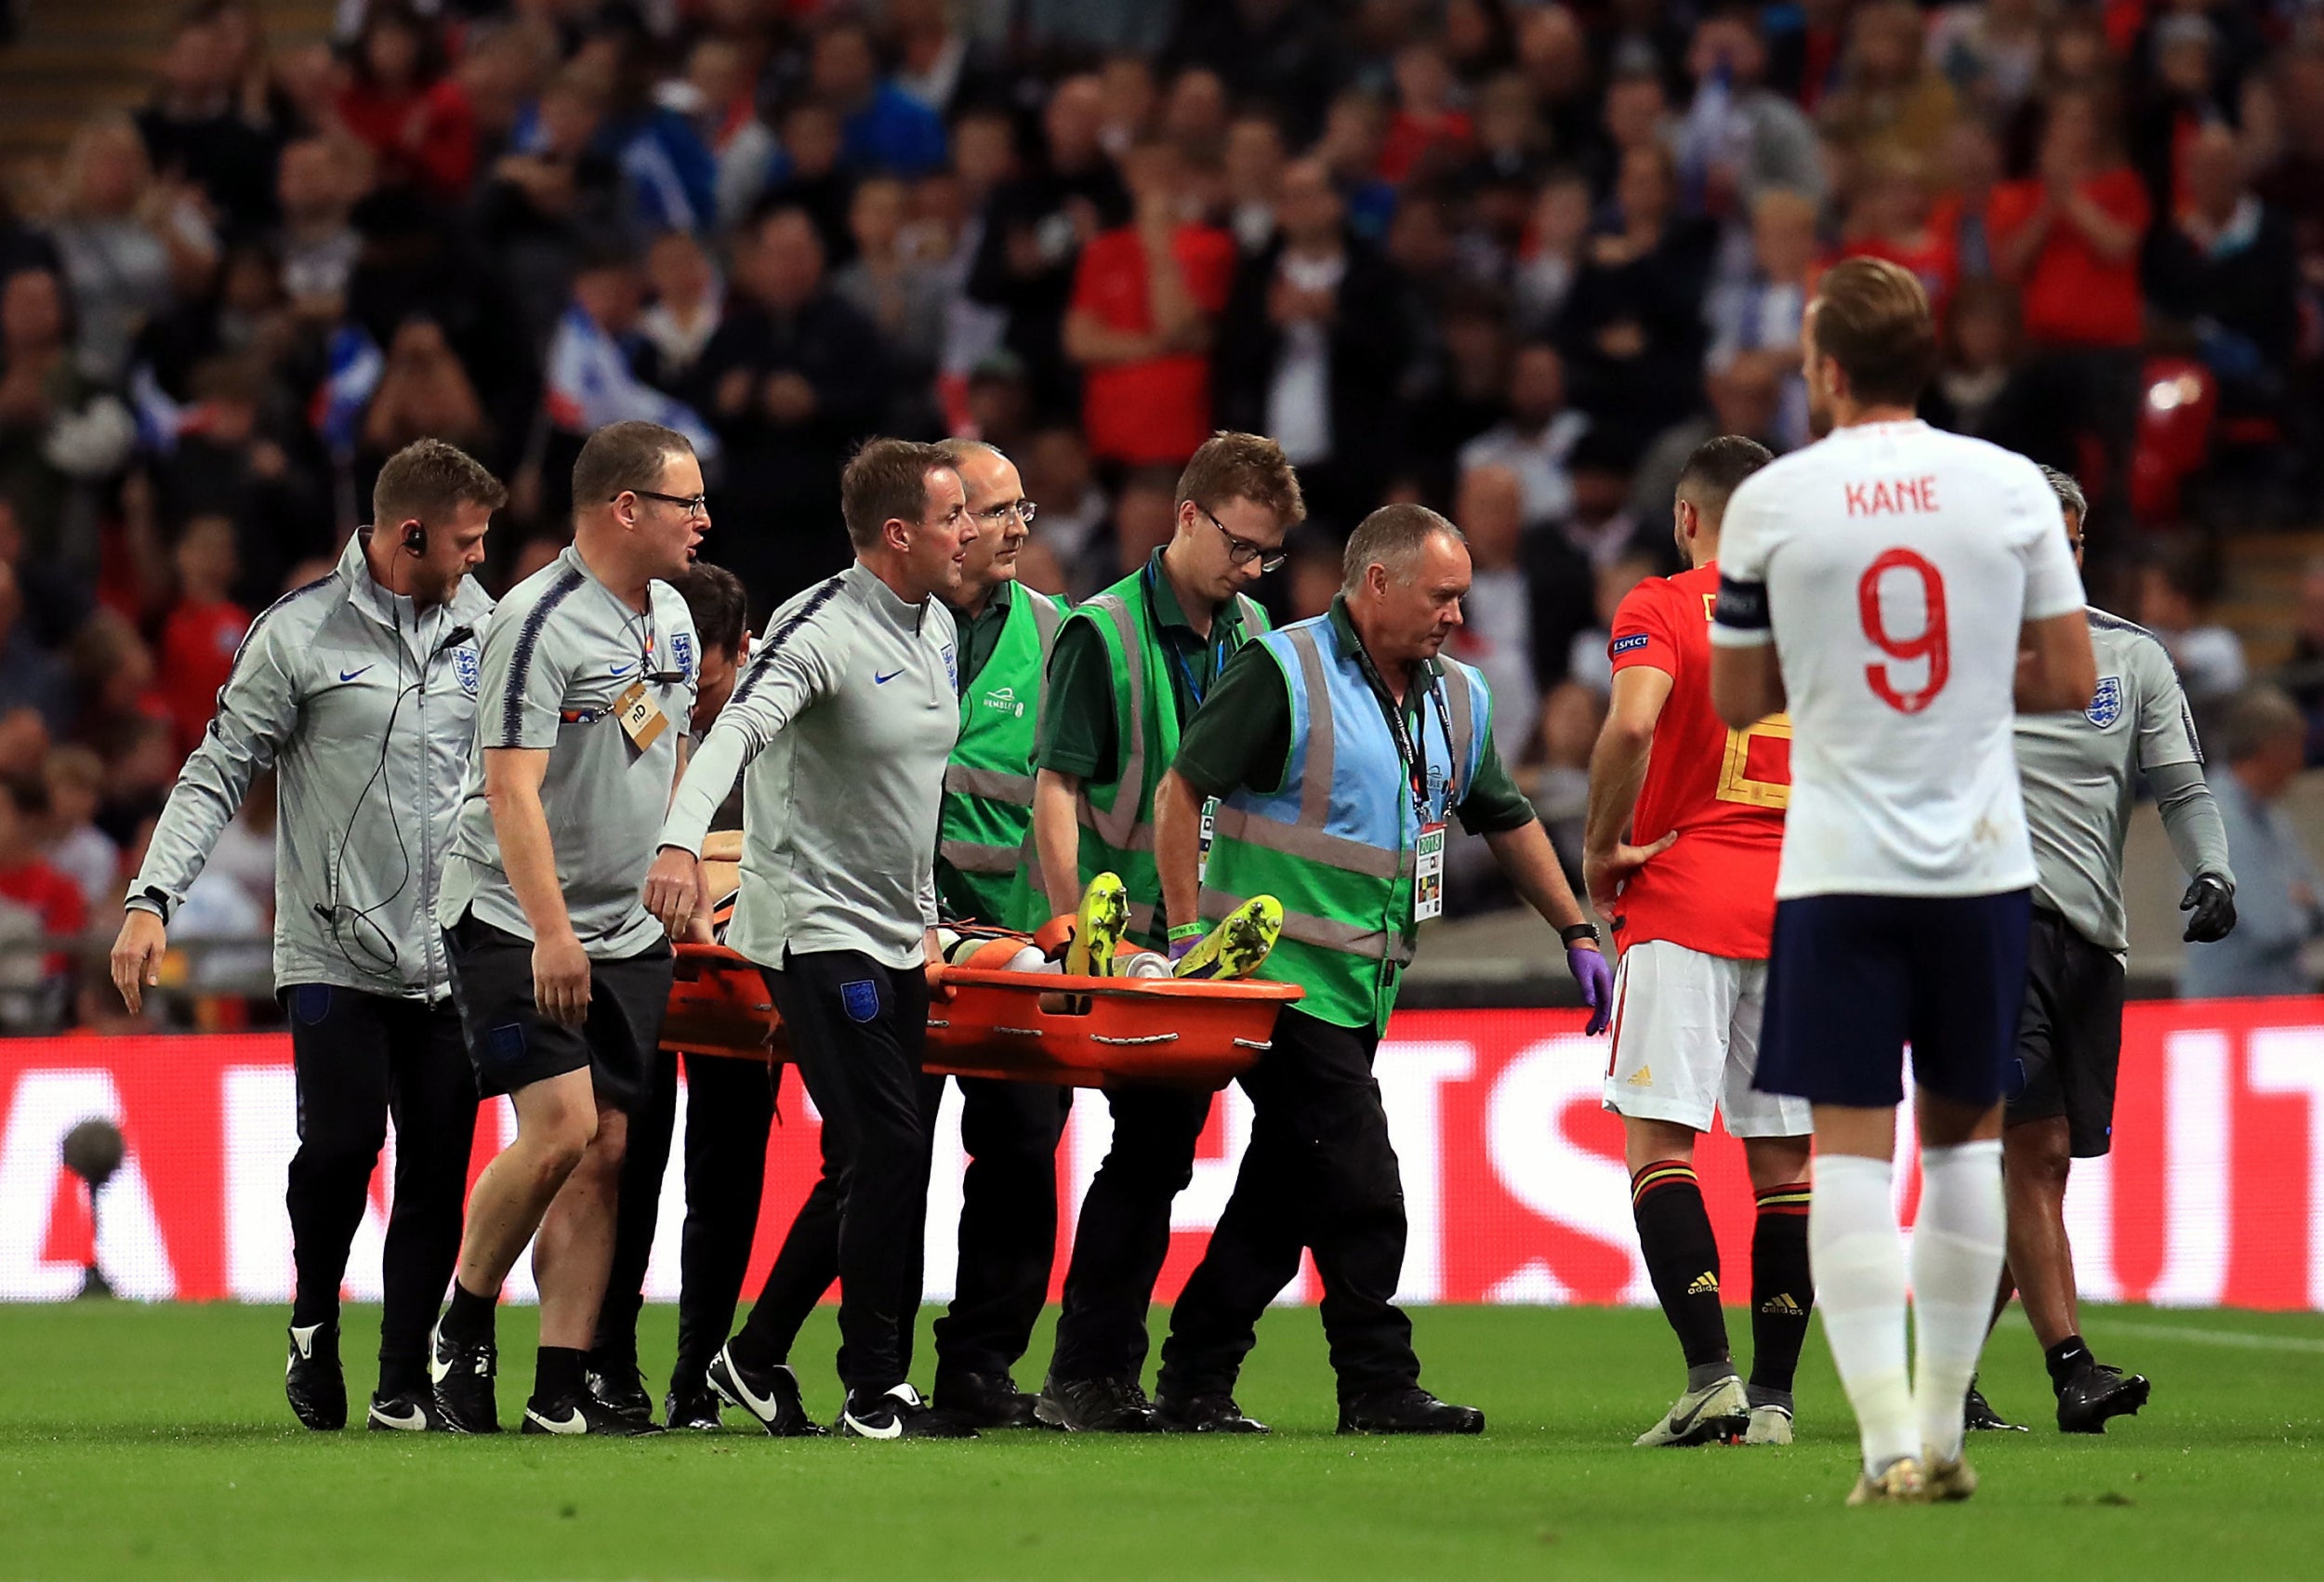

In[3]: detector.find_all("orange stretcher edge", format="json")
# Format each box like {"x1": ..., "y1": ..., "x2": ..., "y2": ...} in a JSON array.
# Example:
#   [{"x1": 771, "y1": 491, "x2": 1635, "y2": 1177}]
[{"x1": 660, "y1": 943, "x2": 1302, "y2": 1092}]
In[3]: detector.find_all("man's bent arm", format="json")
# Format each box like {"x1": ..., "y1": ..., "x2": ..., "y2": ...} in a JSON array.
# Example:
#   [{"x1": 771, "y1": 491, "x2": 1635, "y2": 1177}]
[
  {"x1": 1583, "y1": 666, "x2": 1673, "y2": 859},
  {"x1": 2015, "y1": 609, "x2": 2098, "y2": 714},
  {"x1": 2149, "y1": 759, "x2": 2235, "y2": 889},
  {"x1": 1487, "y1": 820, "x2": 1593, "y2": 932},
  {"x1": 1710, "y1": 644, "x2": 1785, "y2": 732},
  {"x1": 1032, "y1": 768, "x2": 1085, "y2": 918},
  {"x1": 482, "y1": 747, "x2": 574, "y2": 943},
  {"x1": 1153, "y1": 769, "x2": 1208, "y2": 942}
]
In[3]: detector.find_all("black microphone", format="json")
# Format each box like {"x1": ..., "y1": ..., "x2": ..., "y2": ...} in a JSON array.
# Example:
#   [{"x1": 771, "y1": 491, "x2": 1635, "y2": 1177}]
[{"x1": 432, "y1": 625, "x2": 476, "y2": 656}]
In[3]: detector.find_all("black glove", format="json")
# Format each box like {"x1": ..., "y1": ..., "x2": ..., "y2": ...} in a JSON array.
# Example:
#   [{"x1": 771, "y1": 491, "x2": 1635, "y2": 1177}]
[{"x1": 2180, "y1": 874, "x2": 2237, "y2": 943}]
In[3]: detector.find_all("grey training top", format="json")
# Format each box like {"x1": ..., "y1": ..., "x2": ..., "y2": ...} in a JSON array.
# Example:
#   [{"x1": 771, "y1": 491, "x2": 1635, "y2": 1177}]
[
  {"x1": 2014, "y1": 609, "x2": 2234, "y2": 955},
  {"x1": 130, "y1": 532, "x2": 495, "y2": 999},
  {"x1": 661, "y1": 561, "x2": 958, "y2": 971},
  {"x1": 436, "y1": 545, "x2": 698, "y2": 959}
]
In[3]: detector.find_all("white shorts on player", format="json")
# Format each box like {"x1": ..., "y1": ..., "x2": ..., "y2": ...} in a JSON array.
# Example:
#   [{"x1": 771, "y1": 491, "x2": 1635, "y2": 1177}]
[{"x1": 1602, "y1": 942, "x2": 1809, "y2": 1138}]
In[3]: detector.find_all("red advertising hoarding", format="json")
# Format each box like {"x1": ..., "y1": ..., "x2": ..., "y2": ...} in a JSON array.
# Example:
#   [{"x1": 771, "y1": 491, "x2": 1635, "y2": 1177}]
[{"x1": 6, "y1": 999, "x2": 2321, "y2": 1310}]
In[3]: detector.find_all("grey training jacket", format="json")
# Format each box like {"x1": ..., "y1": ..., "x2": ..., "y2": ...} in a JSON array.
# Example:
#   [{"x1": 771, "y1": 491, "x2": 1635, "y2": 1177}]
[{"x1": 127, "y1": 532, "x2": 495, "y2": 1000}]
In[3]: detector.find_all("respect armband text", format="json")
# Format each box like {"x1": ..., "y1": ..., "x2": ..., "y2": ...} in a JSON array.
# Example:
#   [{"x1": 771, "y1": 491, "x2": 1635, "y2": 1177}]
[{"x1": 1712, "y1": 576, "x2": 1770, "y2": 630}]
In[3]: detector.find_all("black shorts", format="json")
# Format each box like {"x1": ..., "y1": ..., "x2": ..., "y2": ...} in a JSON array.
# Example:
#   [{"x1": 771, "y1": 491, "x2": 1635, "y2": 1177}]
[
  {"x1": 2004, "y1": 908, "x2": 2126, "y2": 1157},
  {"x1": 442, "y1": 914, "x2": 674, "y2": 1114},
  {"x1": 1756, "y1": 889, "x2": 2033, "y2": 1111}
]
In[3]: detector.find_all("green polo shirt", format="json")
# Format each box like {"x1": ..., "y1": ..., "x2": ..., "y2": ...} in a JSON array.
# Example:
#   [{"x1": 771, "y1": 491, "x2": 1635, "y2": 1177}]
[
  {"x1": 1174, "y1": 598, "x2": 1537, "y2": 835},
  {"x1": 949, "y1": 578, "x2": 1019, "y2": 699},
  {"x1": 1033, "y1": 548, "x2": 1256, "y2": 783}
]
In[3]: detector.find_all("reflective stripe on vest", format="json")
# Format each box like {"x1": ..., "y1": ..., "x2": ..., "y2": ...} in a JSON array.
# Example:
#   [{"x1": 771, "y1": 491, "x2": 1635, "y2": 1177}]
[{"x1": 940, "y1": 589, "x2": 1065, "y2": 879}]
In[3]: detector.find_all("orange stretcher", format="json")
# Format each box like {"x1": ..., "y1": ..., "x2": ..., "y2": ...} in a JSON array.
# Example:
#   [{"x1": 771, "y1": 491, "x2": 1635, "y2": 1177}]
[{"x1": 661, "y1": 942, "x2": 1301, "y2": 1092}]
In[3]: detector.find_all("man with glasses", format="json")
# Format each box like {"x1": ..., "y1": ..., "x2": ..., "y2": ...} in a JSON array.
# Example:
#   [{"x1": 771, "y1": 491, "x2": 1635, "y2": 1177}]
[
  {"x1": 427, "y1": 422, "x2": 706, "y2": 1435},
  {"x1": 1021, "y1": 431, "x2": 1305, "y2": 1430}
]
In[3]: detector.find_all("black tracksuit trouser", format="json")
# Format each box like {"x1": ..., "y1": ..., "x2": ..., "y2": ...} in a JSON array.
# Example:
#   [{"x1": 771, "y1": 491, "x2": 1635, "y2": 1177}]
[
  {"x1": 1156, "y1": 1008, "x2": 1422, "y2": 1404},
  {"x1": 284, "y1": 984, "x2": 476, "y2": 1395}
]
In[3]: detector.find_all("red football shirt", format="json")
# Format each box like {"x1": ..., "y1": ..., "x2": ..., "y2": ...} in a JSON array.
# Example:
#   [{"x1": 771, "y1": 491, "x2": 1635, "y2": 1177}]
[
  {"x1": 1987, "y1": 168, "x2": 2151, "y2": 349},
  {"x1": 160, "y1": 599, "x2": 251, "y2": 760},
  {"x1": 1605, "y1": 561, "x2": 1789, "y2": 960},
  {"x1": 1070, "y1": 222, "x2": 1236, "y2": 465}
]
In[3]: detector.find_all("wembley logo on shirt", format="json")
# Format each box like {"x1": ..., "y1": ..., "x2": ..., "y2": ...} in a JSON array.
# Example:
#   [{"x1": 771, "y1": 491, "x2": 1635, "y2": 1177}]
[{"x1": 982, "y1": 685, "x2": 1025, "y2": 718}]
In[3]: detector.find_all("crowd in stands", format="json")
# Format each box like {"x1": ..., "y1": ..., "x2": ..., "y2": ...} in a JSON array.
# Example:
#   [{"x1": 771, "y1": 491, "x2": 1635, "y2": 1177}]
[{"x1": 3, "y1": 0, "x2": 2324, "y2": 1022}]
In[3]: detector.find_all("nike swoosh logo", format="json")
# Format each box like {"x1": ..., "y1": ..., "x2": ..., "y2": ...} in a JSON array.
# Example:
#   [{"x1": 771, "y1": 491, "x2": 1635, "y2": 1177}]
[
  {"x1": 712, "y1": 1352, "x2": 789, "y2": 1424},
  {"x1": 874, "y1": 670, "x2": 904, "y2": 684},
  {"x1": 289, "y1": 1323, "x2": 322, "y2": 1362},
  {"x1": 337, "y1": 666, "x2": 372, "y2": 683},
  {"x1": 843, "y1": 1408, "x2": 903, "y2": 1440},
  {"x1": 609, "y1": 661, "x2": 635, "y2": 676},
  {"x1": 526, "y1": 1406, "x2": 589, "y2": 1434},
  {"x1": 369, "y1": 1402, "x2": 428, "y2": 1431}
]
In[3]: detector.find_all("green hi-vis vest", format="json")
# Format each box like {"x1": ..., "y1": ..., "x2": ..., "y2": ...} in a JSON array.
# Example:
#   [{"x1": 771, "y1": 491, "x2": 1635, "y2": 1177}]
[
  {"x1": 1008, "y1": 567, "x2": 1268, "y2": 949},
  {"x1": 1199, "y1": 616, "x2": 1489, "y2": 1031},
  {"x1": 938, "y1": 587, "x2": 1066, "y2": 929}
]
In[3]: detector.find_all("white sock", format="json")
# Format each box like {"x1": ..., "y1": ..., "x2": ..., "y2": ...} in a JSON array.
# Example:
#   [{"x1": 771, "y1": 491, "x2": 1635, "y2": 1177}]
[
  {"x1": 1911, "y1": 1139, "x2": 2007, "y2": 1463},
  {"x1": 1810, "y1": 1153, "x2": 1917, "y2": 1476}
]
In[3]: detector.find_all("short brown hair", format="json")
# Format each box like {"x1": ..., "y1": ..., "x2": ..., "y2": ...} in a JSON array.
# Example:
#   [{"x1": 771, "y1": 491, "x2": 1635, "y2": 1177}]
[
  {"x1": 1342, "y1": 503, "x2": 1464, "y2": 593},
  {"x1": 673, "y1": 563, "x2": 749, "y2": 654},
  {"x1": 572, "y1": 421, "x2": 693, "y2": 514},
  {"x1": 841, "y1": 437, "x2": 954, "y2": 550},
  {"x1": 1675, "y1": 435, "x2": 1774, "y2": 526},
  {"x1": 1809, "y1": 257, "x2": 1937, "y2": 408},
  {"x1": 1175, "y1": 431, "x2": 1305, "y2": 529},
  {"x1": 373, "y1": 438, "x2": 508, "y2": 529}
]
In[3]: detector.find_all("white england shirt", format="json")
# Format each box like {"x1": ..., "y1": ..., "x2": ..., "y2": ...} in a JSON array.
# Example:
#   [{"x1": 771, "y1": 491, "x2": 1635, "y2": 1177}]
[{"x1": 1709, "y1": 419, "x2": 2086, "y2": 899}]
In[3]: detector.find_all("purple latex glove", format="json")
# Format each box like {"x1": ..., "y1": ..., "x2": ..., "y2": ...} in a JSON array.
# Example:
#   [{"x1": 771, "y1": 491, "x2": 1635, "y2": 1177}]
[
  {"x1": 1169, "y1": 936, "x2": 1197, "y2": 967},
  {"x1": 1568, "y1": 943, "x2": 1615, "y2": 1035}
]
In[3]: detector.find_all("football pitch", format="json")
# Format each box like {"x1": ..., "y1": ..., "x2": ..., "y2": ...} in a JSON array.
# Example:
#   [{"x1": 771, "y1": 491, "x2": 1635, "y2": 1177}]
[{"x1": 4, "y1": 1302, "x2": 2320, "y2": 1580}]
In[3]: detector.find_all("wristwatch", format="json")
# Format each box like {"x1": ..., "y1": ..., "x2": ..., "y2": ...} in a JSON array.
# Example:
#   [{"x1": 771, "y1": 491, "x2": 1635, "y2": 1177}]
[{"x1": 1559, "y1": 922, "x2": 1600, "y2": 948}]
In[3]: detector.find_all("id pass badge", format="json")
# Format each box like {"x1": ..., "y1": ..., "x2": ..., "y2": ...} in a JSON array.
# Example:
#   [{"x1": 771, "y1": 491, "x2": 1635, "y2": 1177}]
[
  {"x1": 1414, "y1": 822, "x2": 1447, "y2": 921},
  {"x1": 1198, "y1": 798, "x2": 1219, "y2": 885},
  {"x1": 614, "y1": 679, "x2": 667, "y2": 752}
]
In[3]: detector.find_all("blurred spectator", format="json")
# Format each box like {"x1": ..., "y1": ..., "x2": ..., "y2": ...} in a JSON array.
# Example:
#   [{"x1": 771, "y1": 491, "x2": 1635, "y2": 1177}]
[
  {"x1": 1822, "y1": 0, "x2": 1959, "y2": 167},
  {"x1": 759, "y1": 98, "x2": 858, "y2": 269},
  {"x1": 1378, "y1": 44, "x2": 1474, "y2": 187},
  {"x1": 1457, "y1": 338, "x2": 1589, "y2": 528},
  {"x1": 581, "y1": 20, "x2": 720, "y2": 240},
  {"x1": 133, "y1": 238, "x2": 294, "y2": 405},
  {"x1": 359, "y1": 318, "x2": 492, "y2": 515},
  {"x1": 2131, "y1": 7, "x2": 2267, "y2": 223},
  {"x1": 1630, "y1": 354, "x2": 1790, "y2": 525},
  {"x1": 886, "y1": 0, "x2": 1007, "y2": 121},
  {"x1": 1921, "y1": 277, "x2": 2052, "y2": 461},
  {"x1": 472, "y1": 67, "x2": 625, "y2": 350},
  {"x1": 2183, "y1": 685, "x2": 2320, "y2": 999},
  {"x1": 68, "y1": 610, "x2": 164, "y2": 770},
  {"x1": 2145, "y1": 122, "x2": 2302, "y2": 423},
  {"x1": 969, "y1": 74, "x2": 1129, "y2": 415},
  {"x1": 205, "y1": 767, "x2": 277, "y2": 921},
  {"x1": 1564, "y1": 550, "x2": 1661, "y2": 700},
  {"x1": 1313, "y1": 89, "x2": 1399, "y2": 242},
  {"x1": 1063, "y1": 133, "x2": 1235, "y2": 468},
  {"x1": 961, "y1": 351, "x2": 1034, "y2": 455},
  {"x1": 2286, "y1": 555, "x2": 2324, "y2": 763},
  {"x1": 0, "y1": 707, "x2": 50, "y2": 784},
  {"x1": 0, "y1": 561, "x2": 73, "y2": 736},
  {"x1": 639, "y1": 230, "x2": 723, "y2": 386},
  {"x1": 1557, "y1": 144, "x2": 1713, "y2": 450},
  {"x1": 2138, "y1": 541, "x2": 2249, "y2": 713},
  {"x1": 41, "y1": 745, "x2": 117, "y2": 919},
  {"x1": 136, "y1": 6, "x2": 279, "y2": 234},
  {"x1": 0, "y1": 774, "x2": 88, "y2": 1032},
  {"x1": 1221, "y1": 113, "x2": 1288, "y2": 257},
  {"x1": 1929, "y1": 114, "x2": 2004, "y2": 284},
  {"x1": 1513, "y1": 3, "x2": 1600, "y2": 156},
  {"x1": 1168, "y1": 0, "x2": 1352, "y2": 148},
  {"x1": 45, "y1": 114, "x2": 218, "y2": 386},
  {"x1": 1836, "y1": 146, "x2": 1960, "y2": 319},
  {"x1": 931, "y1": 107, "x2": 1017, "y2": 390},
  {"x1": 1096, "y1": 53, "x2": 1159, "y2": 162},
  {"x1": 832, "y1": 175, "x2": 947, "y2": 433},
  {"x1": 1106, "y1": 465, "x2": 1181, "y2": 579},
  {"x1": 1926, "y1": 0, "x2": 2045, "y2": 124},
  {"x1": 0, "y1": 187, "x2": 59, "y2": 283},
  {"x1": 1555, "y1": 427, "x2": 1666, "y2": 573},
  {"x1": 0, "y1": 266, "x2": 136, "y2": 582},
  {"x1": 674, "y1": 37, "x2": 778, "y2": 233},
  {"x1": 156, "y1": 514, "x2": 250, "y2": 761},
  {"x1": 1018, "y1": 422, "x2": 1109, "y2": 598},
  {"x1": 156, "y1": 353, "x2": 322, "y2": 607},
  {"x1": 1164, "y1": 66, "x2": 1231, "y2": 173},
  {"x1": 1674, "y1": 7, "x2": 1824, "y2": 225},
  {"x1": 1512, "y1": 167, "x2": 1591, "y2": 335},
  {"x1": 335, "y1": 1, "x2": 477, "y2": 202},
  {"x1": 456, "y1": 17, "x2": 561, "y2": 166},
  {"x1": 688, "y1": 206, "x2": 887, "y2": 607},
  {"x1": 1402, "y1": 284, "x2": 1513, "y2": 502},
  {"x1": 1213, "y1": 157, "x2": 1409, "y2": 532},
  {"x1": 812, "y1": 19, "x2": 948, "y2": 179},
  {"x1": 273, "y1": 137, "x2": 365, "y2": 327},
  {"x1": 1588, "y1": 68, "x2": 1671, "y2": 204},
  {"x1": 1447, "y1": 462, "x2": 1562, "y2": 758}
]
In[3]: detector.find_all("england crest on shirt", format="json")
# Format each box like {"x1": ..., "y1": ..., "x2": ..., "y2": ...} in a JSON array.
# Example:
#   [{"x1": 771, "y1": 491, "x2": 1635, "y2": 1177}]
[
  {"x1": 2086, "y1": 676, "x2": 2123, "y2": 730},
  {"x1": 671, "y1": 631, "x2": 693, "y2": 679},
  {"x1": 453, "y1": 645, "x2": 481, "y2": 698}
]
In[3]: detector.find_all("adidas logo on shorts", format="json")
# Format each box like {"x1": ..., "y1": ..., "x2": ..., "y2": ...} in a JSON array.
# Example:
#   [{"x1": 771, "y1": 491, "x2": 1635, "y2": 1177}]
[
  {"x1": 1626, "y1": 1065, "x2": 1654, "y2": 1087},
  {"x1": 1759, "y1": 1292, "x2": 1803, "y2": 1316},
  {"x1": 1686, "y1": 1272, "x2": 1719, "y2": 1296}
]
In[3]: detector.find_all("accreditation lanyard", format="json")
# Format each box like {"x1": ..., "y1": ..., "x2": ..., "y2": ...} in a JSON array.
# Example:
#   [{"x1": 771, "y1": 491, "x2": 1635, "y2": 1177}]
[
  {"x1": 1352, "y1": 640, "x2": 1459, "y2": 922},
  {"x1": 1147, "y1": 563, "x2": 1235, "y2": 876}
]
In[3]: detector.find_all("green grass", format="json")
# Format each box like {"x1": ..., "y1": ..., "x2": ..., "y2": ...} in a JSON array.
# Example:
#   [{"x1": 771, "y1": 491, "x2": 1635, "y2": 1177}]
[{"x1": 3, "y1": 1302, "x2": 2320, "y2": 1580}]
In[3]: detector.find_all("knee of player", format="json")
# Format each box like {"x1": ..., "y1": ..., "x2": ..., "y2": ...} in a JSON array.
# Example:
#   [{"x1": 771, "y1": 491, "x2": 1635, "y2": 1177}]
[
  {"x1": 2004, "y1": 1125, "x2": 2074, "y2": 1188},
  {"x1": 297, "y1": 1126, "x2": 390, "y2": 1174}
]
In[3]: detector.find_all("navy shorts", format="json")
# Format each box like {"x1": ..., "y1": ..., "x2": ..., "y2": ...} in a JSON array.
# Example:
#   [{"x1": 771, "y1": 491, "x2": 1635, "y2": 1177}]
[{"x1": 1754, "y1": 890, "x2": 2033, "y2": 1110}]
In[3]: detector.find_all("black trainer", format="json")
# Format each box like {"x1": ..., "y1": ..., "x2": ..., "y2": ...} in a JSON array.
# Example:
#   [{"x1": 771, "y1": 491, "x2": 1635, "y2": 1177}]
[
  {"x1": 2056, "y1": 1363, "x2": 2150, "y2": 1434},
  {"x1": 1155, "y1": 1392, "x2": 1271, "y2": 1434},
  {"x1": 585, "y1": 1354, "x2": 655, "y2": 1426},
  {"x1": 839, "y1": 1383, "x2": 977, "y2": 1440},
  {"x1": 665, "y1": 1380, "x2": 723, "y2": 1431},
  {"x1": 522, "y1": 1391, "x2": 666, "y2": 1436},
  {"x1": 933, "y1": 1371, "x2": 1044, "y2": 1430},
  {"x1": 1035, "y1": 1374, "x2": 1156, "y2": 1432},
  {"x1": 1963, "y1": 1378, "x2": 2027, "y2": 1432},
  {"x1": 365, "y1": 1391, "x2": 445, "y2": 1432},
  {"x1": 285, "y1": 1321, "x2": 346, "y2": 1430},
  {"x1": 706, "y1": 1342, "x2": 825, "y2": 1438},
  {"x1": 1338, "y1": 1387, "x2": 1486, "y2": 1436},
  {"x1": 429, "y1": 1320, "x2": 500, "y2": 1435}
]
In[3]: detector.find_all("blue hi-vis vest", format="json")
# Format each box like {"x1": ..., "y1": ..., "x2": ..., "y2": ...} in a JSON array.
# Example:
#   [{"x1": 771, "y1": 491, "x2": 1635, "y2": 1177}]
[{"x1": 1199, "y1": 614, "x2": 1491, "y2": 1030}]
